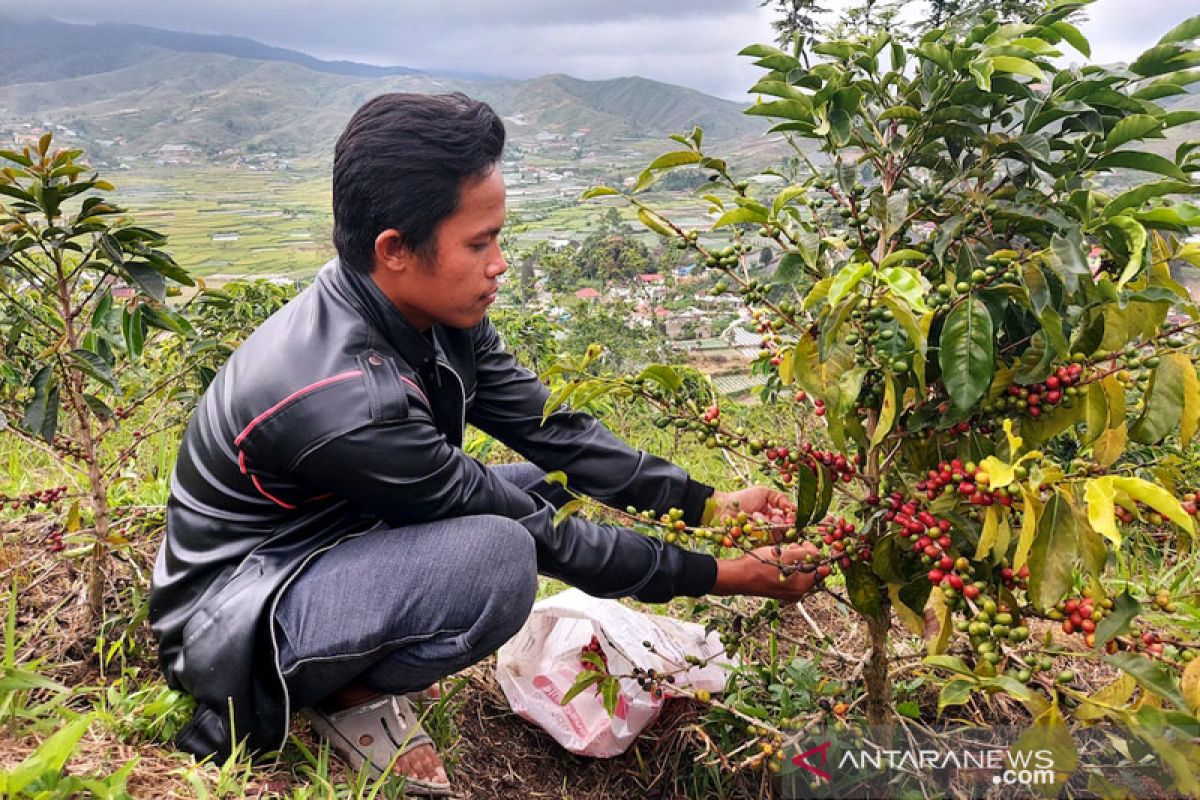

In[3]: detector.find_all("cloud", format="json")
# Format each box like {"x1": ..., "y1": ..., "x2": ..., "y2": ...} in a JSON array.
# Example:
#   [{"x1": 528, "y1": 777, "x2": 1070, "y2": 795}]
[{"x1": 1, "y1": 0, "x2": 1193, "y2": 99}]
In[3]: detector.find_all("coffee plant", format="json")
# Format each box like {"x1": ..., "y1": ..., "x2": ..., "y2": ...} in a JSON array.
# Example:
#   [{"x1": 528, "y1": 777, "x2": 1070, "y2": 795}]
[
  {"x1": 553, "y1": 1, "x2": 1200, "y2": 790},
  {"x1": 0, "y1": 136, "x2": 200, "y2": 620}
]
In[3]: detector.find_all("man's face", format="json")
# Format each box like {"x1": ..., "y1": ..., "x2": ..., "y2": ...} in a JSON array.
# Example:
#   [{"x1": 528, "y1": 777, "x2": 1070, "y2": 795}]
[{"x1": 375, "y1": 167, "x2": 507, "y2": 331}]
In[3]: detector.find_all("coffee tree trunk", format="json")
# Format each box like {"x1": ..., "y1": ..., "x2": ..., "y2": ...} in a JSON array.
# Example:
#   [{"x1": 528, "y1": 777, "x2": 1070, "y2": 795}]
[{"x1": 864, "y1": 608, "x2": 892, "y2": 727}]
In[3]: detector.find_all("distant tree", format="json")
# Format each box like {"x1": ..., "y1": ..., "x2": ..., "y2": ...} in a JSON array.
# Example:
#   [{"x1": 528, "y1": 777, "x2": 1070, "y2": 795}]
[
  {"x1": 759, "y1": 0, "x2": 831, "y2": 48},
  {"x1": 575, "y1": 232, "x2": 651, "y2": 282}
]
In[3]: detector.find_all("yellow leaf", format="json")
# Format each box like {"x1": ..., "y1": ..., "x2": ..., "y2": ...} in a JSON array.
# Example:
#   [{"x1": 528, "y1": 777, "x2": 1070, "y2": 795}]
[
  {"x1": 1110, "y1": 476, "x2": 1195, "y2": 537},
  {"x1": 870, "y1": 378, "x2": 897, "y2": 447},
  {"x1": 1076, "y1": 674, "x2": 1137, "y2": 722},
  {"x1": 996, "y1": 514, "x2": 1012, "y2": 562},
  {"x1": 1177, "y1": 353, "x2": 1200, "y2": 445},
  {"x1": 1014, "y1": 487, "x2": 1042, "y2": 570},
  {"x1": 927, "y1": 589, "x2": 953, "y2": 656},
  {"x1": 979, "y1": 455, "x2": 1015, "y2": 489},
  {"x1": 1183, "y1": 659, "x2": 1200, "y2": 715},
  {"x1": 1002, "y1": 417, "x2": 1023, "y2": 457},
  {"x1": 1093, "y1": 425, "x2": 1127, "y2": 468},
  {"x1": 1085, "y1": 477, "x2": 1121, "y2": 548},
  {"x1": 66, "y1": 500, "x2": 81, "y2": 533},
  {"x1": 888, "y1": 583, "x2": 925, "y2": 637},
  {"x1": 976, "y1": 505, "x2": 1002, "y2": 560}
]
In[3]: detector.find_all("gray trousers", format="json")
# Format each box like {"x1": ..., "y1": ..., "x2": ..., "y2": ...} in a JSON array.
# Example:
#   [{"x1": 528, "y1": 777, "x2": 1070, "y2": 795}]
[{"x1": 273, "y1": 462, "x2": 546, "y2": 710}]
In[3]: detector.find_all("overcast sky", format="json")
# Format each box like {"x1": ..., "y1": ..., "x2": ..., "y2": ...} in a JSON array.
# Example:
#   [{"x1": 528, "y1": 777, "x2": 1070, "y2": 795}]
[{"x1": 2, "y1": 0, "x2": 1193, "y2": 99}]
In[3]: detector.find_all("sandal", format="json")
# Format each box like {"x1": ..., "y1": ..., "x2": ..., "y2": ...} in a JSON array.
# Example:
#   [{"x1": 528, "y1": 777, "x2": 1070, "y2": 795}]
[{"x1": 303, "y1": 693, "x2": 455, "y2": 797}]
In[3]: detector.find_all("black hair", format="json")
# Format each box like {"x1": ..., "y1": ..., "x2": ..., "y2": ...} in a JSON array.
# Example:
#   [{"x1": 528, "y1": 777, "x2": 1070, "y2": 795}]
[{"x1": 332, "y1": 92, "x2": 506, "y2": 273}]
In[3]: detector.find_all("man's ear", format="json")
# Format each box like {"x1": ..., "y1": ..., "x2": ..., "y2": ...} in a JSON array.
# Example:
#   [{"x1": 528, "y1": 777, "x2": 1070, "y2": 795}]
[{"x1": 373, "y1": 229, "x2": 412, "y2": 275}]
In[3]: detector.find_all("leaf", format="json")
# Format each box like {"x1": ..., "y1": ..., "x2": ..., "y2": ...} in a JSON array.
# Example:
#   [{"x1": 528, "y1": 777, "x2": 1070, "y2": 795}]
[
  {"x1": 1092, "y1": 151, "x2": 1187, "y2": 181},
  {"x1": 580, "y1": 185, "x2": 620, "y2": 200},
  {"x1": 879, "y1": 249, "x2": 926, "y2": 269},
  {"x1": 1049, "y1": 20, "x2": 1091, "y2": 57},
  {"x1": 1130, "y1": 43, "x2": 1198, "y2": 77},
  {"x1": 67, "y1": 348, "x2": 117, "y2": 392},
  {"x1": 21, "y1": 365, "x2": 59, "y2": 443},
  {"x1": 827, "y1": 262, "x2": 872, "y2": 307},
  {"x1": 1104, "y1": 215, "x2": 1149, "y2": 286},
  {"x1": 843, "y1": 560, "x2": 884, "y2": 618},
  {"x1": 1085, "y1": 478, "x2": 1121, "y2": 549},
  {"x1": 1009, "y1": 701, "x2": 1077, "y2": 794},
  {"x1": 1110, "y1": 476, "x2": 1195, "y2": 536},
  {"x1": 4, "y1": 714, "x2": 92, "y2": 794},
  {"x1": 793, "y1": 463, "x2": 820, "y2": 528},
  {"x1": 1104, "y1": 652, "x2": 1188, "y2": 710},
  {"x1": 1107, "y1": 114, "x2": 1164, "y2": 150},
  {"x1": 638, "y1": 365, "x2": 683, "y2": 392},
  {"x1": 552, "y1": 499, "x2": 585, "y2": 527},
  {"x1": 1028, "y1": 491, "x2": 1078, "y2": 611},
  {"x1": 870, "y1": 377, "x2": 896, "y2": 448},
  {"x1": 877, "y1": 105, "x2": 921, "y2": 122},
  {"x1": 975, "y1": 505, "x2": 1003, "y2": 561},
  {"x1": 870, "y1": 189, "x2": 910, "y2": 241},
  {"x1": 711, "y1": 206, "x2": 768, "y2": 229},
  {"x1": 990, "y1": 55, "x2": 1046, "y2": 81},
  {"x1": 938, "y1": 678, "x2": 975, "y2": 712},
  {"x1": 744, "y1": 99, "x2": 815, "y2": 122},
  {"x1": 1182, "y1": 659, "x2": 1200, "y2": 714},
  {"x1": 1014, "y1": 488, "x2": 1042, "y2": 570},
  {"x1": 1076, "y1": 674, "x2": 1137, "y2": 722},
  {"x1": 879, "y1": 266, "x2": 929, "y2": 311},
  {"x1": 1158, "y1": 15, "x2": 1200, "y2": 45},
  {"x1": 1103, "y1": 180, "x2": 1200, "y2": 218},
  {"x1": 1131, "y1": 353, "x2": 1194, "y2": 445},
  {"x1": 1048, "y1": 227, "x2": 1091, "y2": 295},
  {"x1": 560, "y1": 669, "x2": 606, "y2": 706},
  {"x1": 637, "y1": 208, "x2": 675, "y2": 237},
  {"x1": 1094, "y1": 592, "x2": 1140, "y2": 650},
  {"x1": 938, "y1": 297, "x2": 994, "y2": 413},
  {"x1": 121, "y1": 306, "x2": 145, "y2": 359}
]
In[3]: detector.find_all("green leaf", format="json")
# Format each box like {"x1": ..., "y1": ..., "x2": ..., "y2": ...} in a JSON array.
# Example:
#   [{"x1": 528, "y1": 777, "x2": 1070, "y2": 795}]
[
  {"x1": 1027, "y1": 491, "x2": 1078, "y2": 611},
  {"x1": 938, "y1": 297, "x2": 994, "y2": 413},
  {"x1": 938, "y1": 678, "x2": 975, "y2": 712},
  {"x1": 1157, "y1": 15, "x2": 1200, "y2": 45},
  {"x1": 121, "y1": 306, "x2": 145, "y2": 359},
  {"x1": 581, "y1": 186, "x2": 620, "y2": 200},
  {"x1": 1130, "y1": 43, "x2": 1198, "y2": 77},
  {"x1": 879, "y1": 249, "x2": 927, "y2": 269},
  {"x1": 1103, "y1": 180, "x2": 1200, "y2": 218},
  {"x1": 843, "y1": 560, "x2": 884, "y2": 618},
  {"x1": 877, "y1": 105, "x2": 921, "y2": 122},
  {"x1": 879, "y1": 266, "x2": 928, "y2": 312},
  {"x1": 1047, "y1": 227, "x2": 1091, "y2": 295},
  {"x1": 1091, "y1": 151, "x2": 1187, "y2": 181},
  {"x1": 1094, "y1": 591, "x2": 1140, "y2": 650},
  {"x1": 123, "y1": 262, "x2": 166, "y2": 303},
  {"x1": 827, "y1": 262, "x2": 872, "y2": 307},
  {"x1": 1131, "y1": 353, "x2": 1193, "y2": 445},
  {"x1": 1104, "y1": 652, "x2": 1188, "y2": 710},
  {"x1": 4, "y1": 714, "x2": 92, "y2": 794},
  {"x1": 21, "y1": 365, "x2": 59, "y2": 443},
  {"x1": 990, "y1": 55, "x2": 1046, "y2": 81},
  {"x1": 553, "y1": 499, "x2": 585, "y2": 527},
  {"x1": 636, "y1": 207, "x2": 675, "y2": 237},
  {"x1": 638, "y1": 364, "x2": 683, "y2": 392},
  {"x1": 711, "y1": 206, "x2": 768, "y2": 229},
  {"x1": 1106, "y1": 114, "x2": 1164, "y2": 150},
  {"x1": 745, "y1": 99, "x2": 816, "y2": 122},
  {"x1": 560, "y1": 669, "x2": 606, "y2": 706},
  {"x1": 67, "y1": 348, "x2": 117, "y2": 392},
  {"x1": 1049, "y1": 20, "x2": 1090, "y2": 57},
  {"x1": 793, "y1": 463, "x2": 819, "y2": 528}
]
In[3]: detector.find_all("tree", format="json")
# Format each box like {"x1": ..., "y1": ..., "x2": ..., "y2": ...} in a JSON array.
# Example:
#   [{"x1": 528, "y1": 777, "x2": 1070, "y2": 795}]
[
  {"x1": 565, "y1": 4, "x2": 1200, "y2": 789},
  {"x1": 760, "y1": 0, "x2": 831, "y2": 48},
  {"x1": 0, "y1": 137, "x2": 200, "y2": 620}
]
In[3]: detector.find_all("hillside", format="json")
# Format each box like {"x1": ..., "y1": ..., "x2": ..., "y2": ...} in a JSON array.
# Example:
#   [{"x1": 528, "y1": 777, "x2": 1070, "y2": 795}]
[{"x1": 0, "y1": 16, "x2": 767, "y2": 162}]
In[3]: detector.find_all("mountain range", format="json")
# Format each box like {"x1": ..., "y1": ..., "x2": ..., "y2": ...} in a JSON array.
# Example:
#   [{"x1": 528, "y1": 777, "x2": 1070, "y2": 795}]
[{"x1": 0, "y1": 15, "x2": 766, "y2": 161}]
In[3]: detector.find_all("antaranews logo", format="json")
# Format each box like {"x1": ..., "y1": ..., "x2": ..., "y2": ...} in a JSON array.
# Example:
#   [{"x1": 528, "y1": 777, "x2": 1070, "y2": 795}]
[{"x1": 780, "y1": 726, "x2": 1067, "y2": 800}]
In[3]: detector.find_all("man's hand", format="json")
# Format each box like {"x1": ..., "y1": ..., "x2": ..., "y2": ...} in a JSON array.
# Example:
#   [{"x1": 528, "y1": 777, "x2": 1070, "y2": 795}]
[
  {"x1": 710, "y1": 486, "x2": 795, "y2": 521},
  {"x1": 711, "y1": 542, "x2": 822, "y2": 602},
  {"x1": 708, "y1": 486, "x2": 796, "y2": 543}
]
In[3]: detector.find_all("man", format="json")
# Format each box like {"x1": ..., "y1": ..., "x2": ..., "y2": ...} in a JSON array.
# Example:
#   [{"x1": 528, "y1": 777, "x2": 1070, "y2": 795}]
[{"x1": 150, "y1": 92, "x2": 818, "y2": 795}]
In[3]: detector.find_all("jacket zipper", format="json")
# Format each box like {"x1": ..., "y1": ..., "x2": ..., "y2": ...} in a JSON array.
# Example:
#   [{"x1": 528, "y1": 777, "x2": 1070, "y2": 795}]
[{"x1": 436, "y1": 358, "x2": 467, "y2": 439}]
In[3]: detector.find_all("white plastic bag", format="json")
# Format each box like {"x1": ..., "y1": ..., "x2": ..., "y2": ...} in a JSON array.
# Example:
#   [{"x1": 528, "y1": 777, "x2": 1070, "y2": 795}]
[{"x1": 496, "y1": 588, "x2": 732, "y2": 757}]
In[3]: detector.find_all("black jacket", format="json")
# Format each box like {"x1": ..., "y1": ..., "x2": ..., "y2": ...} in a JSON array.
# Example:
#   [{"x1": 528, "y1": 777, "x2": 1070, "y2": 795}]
[{"x1": 149, "y1": 258, "x2": 718, "y2": 759}]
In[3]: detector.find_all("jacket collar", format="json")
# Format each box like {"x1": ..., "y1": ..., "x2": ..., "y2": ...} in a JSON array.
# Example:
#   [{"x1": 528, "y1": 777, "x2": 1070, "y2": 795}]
[{"x1": 327, "y1": 258, "x2": 440, "y2": 372}]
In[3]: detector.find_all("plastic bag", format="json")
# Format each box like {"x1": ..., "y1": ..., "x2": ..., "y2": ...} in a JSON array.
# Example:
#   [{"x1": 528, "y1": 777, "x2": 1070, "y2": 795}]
[{"x1": 496, "y1": 588, "x2": 732, "y2": 757}]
